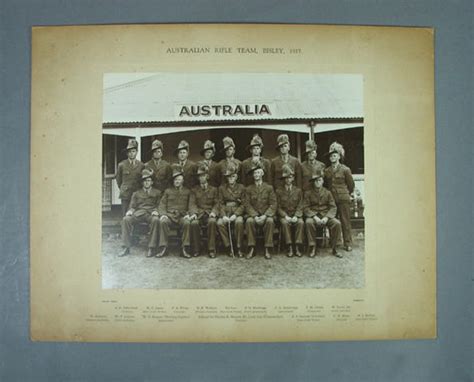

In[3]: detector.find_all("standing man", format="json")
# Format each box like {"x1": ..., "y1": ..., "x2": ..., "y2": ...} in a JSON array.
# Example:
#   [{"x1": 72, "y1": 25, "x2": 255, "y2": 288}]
[
  {"x1": 145, "y1": 139, "x2": 172, "y2": 192},
  {"x1": 191, "y1": 163, "x2": 220, "y2": 258},
  {"x1": 157, "y1": 165, "x2": 197, "y2": 258},
  {"x1": 301, "y1": 139, "x2": 326, "y2": 191},
  {"x1": 244, "y1": 163, "x2": 277, "y2": 259},
  {"x1": 119, "y1": 168, "x2": 161, "y2": 258},
  {"x1": 115, "y1": 138, "x2": 145, "y2": 216},
  {"x1": 276, "y1": 164, "x2": 304, "y2": 257},
  {"x1": 324, "y1": 142, "x2": 355, "y2": 252},
  {"x1": 217, "y1": 163, "x2": 246, "y2": 258},
  {"x1": 175, "y1": 140, "x2": 197, "y2": 190},
  {"x1": 270, "y1": 134, "x2": 302, "y2": 190},
  {"x1": 303, "y1": 171, "x2": 342, "y2": 258},
  {"x1": 199, "y1": 140, "x2": 220, "y2": 187},
  {"x1": 241, "y1": 134, "x2": 271, "y2": 186},
  {"x1": 218, "y1": 136, "x2": 241, "y2": 185}
]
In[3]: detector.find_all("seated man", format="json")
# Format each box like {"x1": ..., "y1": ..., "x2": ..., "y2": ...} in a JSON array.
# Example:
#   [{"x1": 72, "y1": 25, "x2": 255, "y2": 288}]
[
  {"x1": 303, "y1": 171, "x2": 342, "y2": 258},
  {"x1": 191, "y1": 163, "x2": 219, "y2": 258},
  {"x1": 244, "y1": 162, "x2": 277, "y2": 260},
  {"x1": 276, "y1": 164, "x2": 304, "y2": 257},
  {"x1": 120, "y1": 168, "x2": 162, "y2": 258},
  {"x1": 157, "y1": 165, "x2": 197, "y2": 258},
  {"x1": 217, "y1": 163, "x2": 245, "y2": 258}
]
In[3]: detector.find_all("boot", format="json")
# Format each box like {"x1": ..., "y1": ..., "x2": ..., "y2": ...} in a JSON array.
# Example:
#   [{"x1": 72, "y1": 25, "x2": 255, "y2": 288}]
[
  {"x1": 287, "y1": 245, "x2": 294, "y2": 258},
  {"x1": 146, "y1": 248, "x2": 155, "y2": 258},
  {"x1": 309, "y1": 246, "x2": 317, "y2": 258},
  {"x1": 155, "y1": 246, "x2": 167, "y2": 258},
  {"x1": 182, "y1": 246, "x2": 192, "y2": 258},
  {"x1": 295, "y1": 245, "x2": 302, "y2": 257},
  {"x1": 264, "y1": 248, "x2": 272, "y2": 259},
  {"x1": 246, "y1": 247, "x2": 255, "y2": 259},
  {"x1": 119, "y1": 247, "x2": 130, "y2": 257},
  {"x1": 333, "y1": 248, "x2": 343, "y2": 258}
]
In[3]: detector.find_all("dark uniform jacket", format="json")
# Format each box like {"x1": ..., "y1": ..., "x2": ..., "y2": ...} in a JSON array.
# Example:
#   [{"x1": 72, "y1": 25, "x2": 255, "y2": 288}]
[
  {"x1": 324, "y1": 164, "x2": 355, "y2": 203},
  {"x1": 218, "y1": 158, "x2": 241, "y2": 185},
  {"x1": 245, "y1": 182, "x2": 277, "y2": 217},
  {"x1": 218, "y1": 183, "x2": 245, "y2": 217},
  {"x1": 241, "y1": 157, "x2": 271, "y2": 186},
  {"x1": 303, "y1": 187, "x2": 337, "y2": 218},
  {"x1": 201, "y1": 160, "x2": 221, "y2": 188},
  {"x1": 301, "y1": 160, "x2": 326, "y2": 191},
  {"x1": 276, "y1": 186, "x2": 303, "y2": 218},
  {"x1": 145, "y1": 159, "x2": 172, "y2": 192},
  {"x1": 177, "y1": 160, "x2": 198, "y2": 190},
  {"x1": 128, "y1": 188, "x2": 162, "y2": 217},
  {"x1": 115, "y1": 159, "x2": 145, "y2": 199},
  {"x1": 192, "y1": 185, "x2": 219, "y2": 219},
  {"x1": 271, "y1": 155, "x2": 302, "y2": 190},
  {"x1": 158, "y1": 186, "x2": 197, "y2": 223}
]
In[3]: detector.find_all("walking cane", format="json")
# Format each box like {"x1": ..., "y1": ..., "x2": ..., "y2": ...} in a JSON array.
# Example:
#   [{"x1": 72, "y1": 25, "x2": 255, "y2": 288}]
[{"x1": 227, "y1": 220, "x2": 235, "y2": 258}]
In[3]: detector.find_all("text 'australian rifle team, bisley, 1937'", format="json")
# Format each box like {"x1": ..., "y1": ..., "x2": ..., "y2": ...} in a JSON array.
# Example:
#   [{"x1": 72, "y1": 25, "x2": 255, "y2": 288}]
[{"x1": 115, "y1": 133, "x2": 357, "y2": 260}]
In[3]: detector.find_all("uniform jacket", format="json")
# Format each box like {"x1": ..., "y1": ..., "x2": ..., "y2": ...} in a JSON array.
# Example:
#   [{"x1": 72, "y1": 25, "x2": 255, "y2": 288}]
[
  {"x1": 176, "y1": 160, "x2": 198, "y2": 190},
  {"x1": 158, "y1": 186, "x2": 197, "y2": 222},
  {"x1": 217, "y1": 158, "x2": 241, "y2": 185},
  {"x1": 301, "y1": 160, "x2": 326, "y2": 191},
  {"x1": 145, "y1": 159, "x2": 172, "y2": 192},
  {"x1": 115, "y1": 159, "x2": 145, "y2": 200},
  {"x1": 201, "y1": 160, "x2": 221, "y2": 188},
  {"x1": 303, "y1": 186, "x2": 337, "y2": 219},
  {"x1": 270, "y1": 155, "x2": 302, "y2": 190},
  {"x1": 192, "y1": 184, "x2": 219, "y2": 219},
  {"x1": 324, "y1": 164, "x2": 355, "y2": 203},
  {"x1": 245, "y1": 182, "x2": 277, "y2": 217},
  {"x1": 128, "y1": 188, "x2": 162, "y2": 217},
  {"x1": 241, "y1": 156, "x2": 271, "y2": 186},
  {"x1": 276, "y1": 186, "x2": 303, "y2": 218},
  {"x1": 218, "y1": 183, "x2": 245, "y2": 217}
]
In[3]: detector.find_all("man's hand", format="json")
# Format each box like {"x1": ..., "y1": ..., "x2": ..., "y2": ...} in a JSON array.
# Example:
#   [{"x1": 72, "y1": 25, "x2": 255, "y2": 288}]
[
  {"x1": 314, "y1": 216, "x2": 322, "y2": 226},
  {"x1": 321, "y1": 217, "x2": 328, "y2": 225},
  {"x1": 285, "y1": 215, "x2": 292, "y2": 223},
  {"x1": 229, "y1": 214, "x2": 237, "y2": 222},
  {"x1": 255, "y1": 215, "x2": 266, "y2": 226},
  {"x1": 189, "y1": 214, "x2": 197, "y2": 221},
  {"x1": 151, "y1": 211, "x2": 159, "y2": 217},
  {"x1": 160, "y1": 215, "x2": 169, "y2": 222},
  {"x1": 222, "y1": 215, "x2": 230, "y2": 223},
  {"x1": 291, "y1": 216, "x2": 298, "y2": 224},
  {"x1": 125, "y1": 210, "x2": 133, "y2": 216},
  {"x1": 209, "y1": 212, "x2": 216, "y2": 219}
]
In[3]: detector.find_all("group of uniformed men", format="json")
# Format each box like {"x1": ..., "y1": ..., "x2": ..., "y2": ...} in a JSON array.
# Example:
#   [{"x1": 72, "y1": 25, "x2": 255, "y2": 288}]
[{"x1": 115, "y1": 133, "x2": 355, "y2": 260}]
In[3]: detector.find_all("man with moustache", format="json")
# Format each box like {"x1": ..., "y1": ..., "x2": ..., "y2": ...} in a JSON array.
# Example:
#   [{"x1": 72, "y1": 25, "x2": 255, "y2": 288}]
[
  {"x1": 156, "y1": 165, "x2": 197, "y2": 258},
  {"x1": 191, "y1": 163, "x2": 220, "y2": 258},
  {"x1": 270, "y1": 134, "x2": 302, "y2": 190},
  {"x1": 115, "y1": 138, "x2": 145, "y2": 216},
  {"x1": 303, "y1": 171, "x2": 342, "y2": 258},
  {"x1": 301, "y1": 139, "x2": 326, "y2": 192},
  {"x1": 174, "y1": 140, "x2": 198, "y2": 190},
  {"x1": 119, "y1": 168, "x2": 162, "y2": 258},
  {"x1": 218, "y1": 136, "x2": 241, "y2": 185},
  {"x1": 216, "y1": 163, "x2": 246, "y2": 258},
  {"x1": 199, "y1": 140, "x2": 220, "y2": 187},
  {"x1": 244, "y1": 162, "x2": 277, "y2": 260},
  {"x1": 241, "y1": 134, "x2": 271, "y2": 186},
  {"x1": 276, "y1": 164, "x2": 304, "y2": 257},
  {"x1": 145, "y1": 139, "x2": 172, "y2": 192}
]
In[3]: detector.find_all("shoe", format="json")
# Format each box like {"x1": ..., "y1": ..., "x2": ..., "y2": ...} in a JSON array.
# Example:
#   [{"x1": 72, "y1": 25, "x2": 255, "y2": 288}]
[
  {"x1": 287, "y1": 245, "x2": 294, "y2": 258},
  {"x1": 345, "y1": 246, "x2": 352, "y2": 252},
  {"x1": 309, "y1": 246, "x2": 317, "y2": 258},
  {"x1": 333, "y1": 248, "x2": 343, "y2": 258},
  {"x1": 193, "y1": 251, "x2": 200, "y2": 257},
  {"x1": 146, "y1": 248, "x2": 154, "y2": 258},
  {"x1": 209, "y1": 251, "x2": 216, "y2": 258},
  {"x1": 155, "y1": 247, "x2": 167, "y2": 258},
  {"x1": 246, "y1": 247, "x2": 255, "y2": 259},
  {"x1": 237, "y1": 248, "x2": 244, "y2": 258},
  {"x1": 227, "y1": 247, "x2": 234, "y2": 257},
  {"x1": 264, "y1": 248, "x2": 272, "y2": 259},
  {"x1": 182, "y1": 247, "x2": 192, "y2": 258},
  {"x1": 295, "y1": 246, "x2": 302, "y2": 257},
  {"x1": 119, "y1": 247, "x2": 130, "y2": 257}
]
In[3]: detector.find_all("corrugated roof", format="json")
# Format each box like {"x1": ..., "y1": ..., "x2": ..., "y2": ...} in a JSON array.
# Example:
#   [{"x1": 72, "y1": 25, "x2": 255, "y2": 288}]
[{"x1": 103, "y1": 73, "x2": 363, "y2": 124}]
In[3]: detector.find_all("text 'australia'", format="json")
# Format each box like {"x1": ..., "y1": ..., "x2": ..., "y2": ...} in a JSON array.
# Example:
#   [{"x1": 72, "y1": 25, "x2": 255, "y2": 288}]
[{"x1": 179, "y1": 104, "x2": 271, "y2": 118}]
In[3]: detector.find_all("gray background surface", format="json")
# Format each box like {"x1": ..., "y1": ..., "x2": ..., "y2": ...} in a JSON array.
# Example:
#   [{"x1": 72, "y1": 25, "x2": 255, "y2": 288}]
[{"x1": 0, "y1": 0, "x2": 472, "y2": 381}]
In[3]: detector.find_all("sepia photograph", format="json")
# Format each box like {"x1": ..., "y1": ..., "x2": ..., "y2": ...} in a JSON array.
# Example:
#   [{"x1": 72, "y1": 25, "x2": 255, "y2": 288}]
[{"x1": 101, "y1": 73, "x2": 365, "y2": 289}]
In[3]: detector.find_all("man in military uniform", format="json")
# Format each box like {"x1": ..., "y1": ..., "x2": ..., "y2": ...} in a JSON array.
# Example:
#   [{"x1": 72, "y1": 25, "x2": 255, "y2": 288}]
[
  {"x1": 145, "y1": 139, "x2": 172, "y2": 192},
  {"x1": 120, "y1": 168, "x2": 162, "y2": 258},
  {"x1": 301, "y1": 139, "x2": 326, "y2": 191},
  {"x1": 191, "y1": 163, "x2": 219, "y2": 258},
  {"x1": 324, "y1": 142, "x2": 355, "y2": 252},
  {"x1": 218, "y1": 136, "x2": 241, "y2": 185},
  {"x1": 217, "y1": 163, "x2": 245, "y2": 257},
  {"x1": 244, "y1": 163, "x2": 277, "y2": 259},
  {"x1": 270, "y1": 134, "x2": 302, "y2": 190},
  {"x1": 157, "y1": 165, "x2": 197, "y2": 258},
  {"x1": 241, "y1": 134, "x2": 271, "y2": 186},
  {"x1": 175, "y1": 140, "x2": 197, "y2": 190},
  {"x1": 115, "y1": 138, "x2": 145, "y2": 216},
  {"x1": 276, "y1": 164, "x2": 304, "y2": 257},
  {"x1": 199, "y1": 140, "x2": 220, "y2": 187},
  {"x1": 303, "y1": 171, "x2": 342, "y2": 258}
]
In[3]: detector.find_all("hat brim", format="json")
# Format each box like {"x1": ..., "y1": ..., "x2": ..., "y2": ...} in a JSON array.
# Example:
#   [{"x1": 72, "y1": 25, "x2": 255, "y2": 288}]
[
  {"x1": 275, "y1": 142, "x2": 289, "y2": 150},
  {"x1": 246, "y1": 143, "x2": 263, "y2": 151},
  {"x1": 171, "y1": 172, "x2": 184, "y2": 179},
  {"x1": 279, "y1": 173, "x2": 295, "y2": 180},
  {"x1": 220, "y1": 144, "x2": 235, "y2": 153},
  {"x1": 141, "y1": 176, "x2": 153, "y2": 181},
  {"x1": 325, "y1": 150, "x2": 342, "y2": 157},
  {"x1": 174, "y1": 147, "x2": 189, "y2": 155},
  {"x1": 150, "y1": 146, "x2": 163, "y2": 153},
  {"x1": 200, "y1": 148, "x2": 215, "y2": 156},
  {"x1": 247, "y1": 167, "x2": 264, "y2": 175}
]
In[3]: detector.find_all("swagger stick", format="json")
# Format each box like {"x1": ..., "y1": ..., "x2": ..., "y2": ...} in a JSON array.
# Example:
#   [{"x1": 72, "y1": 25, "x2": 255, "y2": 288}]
[{"x1": 227, "y1": 221, "x2": 235, "y2": 258}]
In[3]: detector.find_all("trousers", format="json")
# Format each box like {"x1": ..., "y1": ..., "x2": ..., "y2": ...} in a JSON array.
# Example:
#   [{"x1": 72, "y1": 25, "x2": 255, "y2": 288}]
[
  {"x1": 279, "y1": 218, "x2": 304, "y2": 245},
  {"x1": 336, "y1": 201, "x2": 352, "y2": 246},
  {"x1": 305, "y1": 217, "x2": 341, "y2": 250},
  {"x1": 217, "y1": 216, "x2": 244, "y2": 249},
  {"x1": 246, "y1": 217, "x2": 274, "y2": 248},
  {"x1": 122, "y1": 214, "x2": 160, "y2": 248},
  {"x1": 190, "y1": 216, "x2": 217, "y2": 252},
  {"x1": 158, "y1": 217, "x2": 192, "y2": 248},
  {"x1": 121, "y1": 199, "x2": 130, "y2": 216}
]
